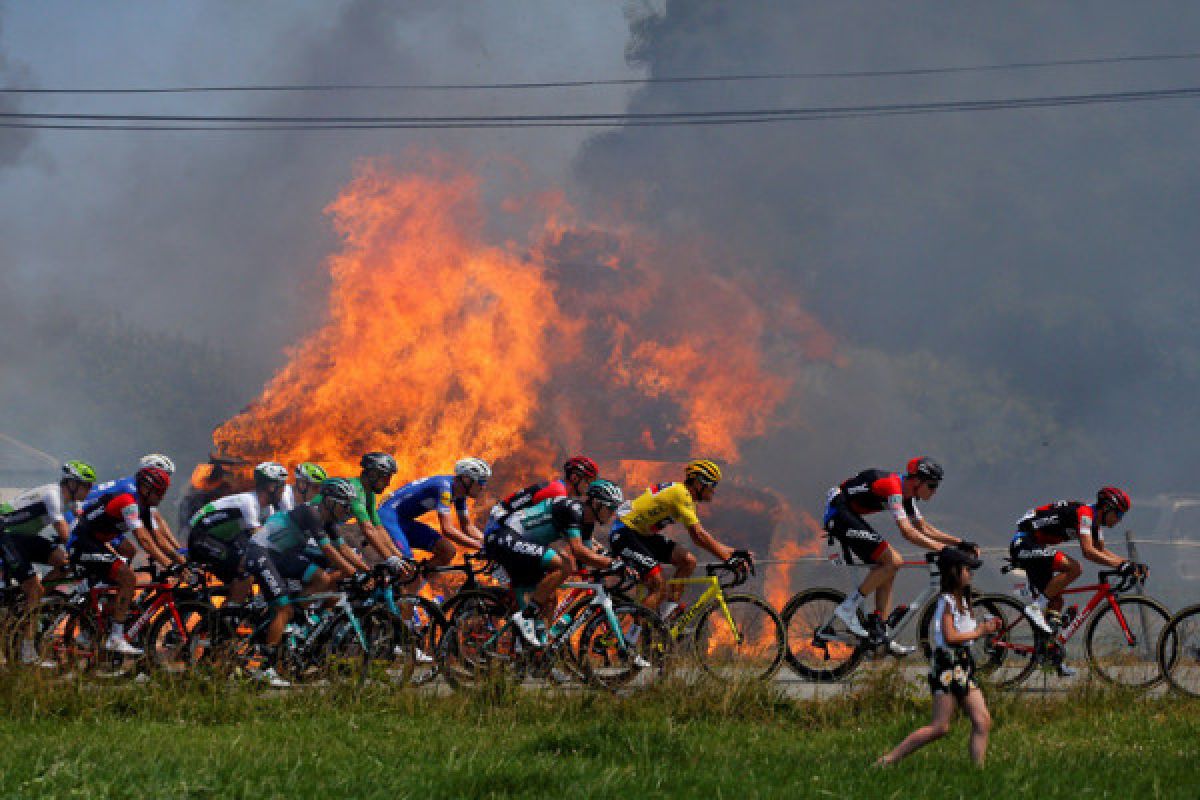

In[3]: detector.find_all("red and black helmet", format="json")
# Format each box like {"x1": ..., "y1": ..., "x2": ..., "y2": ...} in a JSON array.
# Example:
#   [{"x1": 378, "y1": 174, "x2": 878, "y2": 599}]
[
  {"x1": 136, "y1": 466, "x2": 171, "y2": 494},
  {"x1": 1096, "y1": 486, "x2": 1131, "y2": 514},
  {"x1": 563, "y1": 455, "x2": 599, "y2": 481},
  {"x1": 906, "y1": 456, "x2": 944, "y2": 483}
]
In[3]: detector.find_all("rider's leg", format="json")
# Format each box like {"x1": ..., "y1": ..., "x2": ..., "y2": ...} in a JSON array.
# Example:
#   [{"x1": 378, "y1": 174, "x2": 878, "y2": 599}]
[
  {"x1": 110, "y1": 561, "x2": 136, "y2": 624},
  {"x1": 1041, "y1": 553, "x2": 1080, "y2": 614},
  {"x1": 529, "y1": 552, "x2": 566, "y2": 612},
  {"x1": 228, "y1": 575, "x2": 254, "y2": 604},
  {"x1": 642, "y1": 567, "x2": 667, "y2": 610},
  {"x1": 265, "y1": 604, "x2": 294, "y2": 647},
  {"x1": 859, "y1": 544, "x2": 902, "y2": 618},
  {"x1": 667, "y1": 547, "x2": 697, "y2": 606},
  {"x1": 425, "y1": 537, "x2": 457, "y2": 598}
]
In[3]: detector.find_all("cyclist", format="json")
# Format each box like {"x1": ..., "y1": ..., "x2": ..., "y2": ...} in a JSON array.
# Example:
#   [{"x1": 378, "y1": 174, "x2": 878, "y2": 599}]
[
  {"x1": 377, "y1": 457, "x2": 489, "y2": 568},
  {"x1": 608, "y1": 459, "x2": 752, "y2": 620},
  {"x1": 486, "y1": 456, "x2": 600, "y2": 528},
  {"x1": 485, "y1": 479, "x2": 630, "y2": 647},
  {"x1": 245, "y1": 478, "x2": 371, "y2": 687},
  {"x1": 187, "y1": 462, "x2": 288, "y2": 604},
  {"x1": 78, "y1": 453, "x2": 187, "y2": 572},
  {"x1": 315, "y1": 452, "x2": 404, "y2": 567},
  {"x1": 69, "y1": 466, "x2": 172, "y2": 655},
  {"x1": 277, "y1": 462, "x2": 328, "y2": 512},
  {"x1": 1010, "y1": 487, "x2": 1142, "y2": 661},
  {"x1": 0, "y1": 460, "x2": 96, "y2": 663},
  {"x1": 824, "y1": 457, "x2": 971, "y2": 655}
]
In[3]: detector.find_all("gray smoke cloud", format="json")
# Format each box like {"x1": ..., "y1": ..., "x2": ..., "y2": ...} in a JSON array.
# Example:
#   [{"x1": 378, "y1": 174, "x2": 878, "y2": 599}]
[{"x1": 573, "y1": 1, "x2": 1200, "y2": 553}]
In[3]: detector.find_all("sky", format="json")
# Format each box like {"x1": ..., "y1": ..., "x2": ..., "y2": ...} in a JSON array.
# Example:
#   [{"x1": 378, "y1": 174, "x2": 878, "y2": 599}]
[{"x1": 2, "y1": 1, "x2": 1199, "y2": 560}]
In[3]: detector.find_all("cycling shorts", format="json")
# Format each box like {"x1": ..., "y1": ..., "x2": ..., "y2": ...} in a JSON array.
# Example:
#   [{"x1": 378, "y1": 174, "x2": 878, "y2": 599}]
[
  {"x1": 608, "y1": 522, "x2": 674, "y2": 578},
  {"x1": 823, "y1": 501, "x2": 888, "y2": 565},
  {"x1": 69, "y1": 533, "x2": 124, "y2": 582},
  {"x1": 378, "y1": 505, "x2": 441, "y2": 558},
  {"x1": 0, "y1": 534, "x2": 62, "y2": 582},
  {"x1": 1009, "y1": 534, "x2": 1071, "y2": 594},
  {"x1": 188, "y1": 529, "x2": 249, "y2": 584},
  {"x1": 245, "y1": 543, "x2": 321, "y2": 606},
  {"x1": 483, "y1": 526, "x2": 557, "y2": 588}
]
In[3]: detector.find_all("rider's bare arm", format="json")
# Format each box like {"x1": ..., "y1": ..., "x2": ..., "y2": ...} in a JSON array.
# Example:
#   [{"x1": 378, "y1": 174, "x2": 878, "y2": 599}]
[
  {"x1": 336, "y1": 541, "x2": 370, "y2": 573},
  {"x1": 456, "y1": 508, "x2": 485, "y2": 548},
  {"x1": 912, "y1": 518, "x2": 961, "y2": 548},
  {"x1": 51, "y1": 519, "x2": 71, "y2": 544},
  {"x1": 895, "y1": 518, "x2": 945, "y2": 551},
  {"x1": 133, "y1": 525, "x2": 172, "y2": 566},
  {"x1": 321, "y1": 541, "x2": 358, "y2": 580},
  {"x1": 437, "y1": 510, "x2": 482, "y2": 549},
  {"x1": 1079, "y1": 535, "x2": 1125, "y2": 569},
  {"x1": 567, "y1": 537, "x2": 612, "y2": 570},
  {"x1": 151, "y1": 510, "x2": 187, "y2": 565},
  {"x1": 357, "y1": 519, "x2": 403, "y2": 560},
  {"x1": 685, "y1": 522, "x2": 734, "y2": 562}
]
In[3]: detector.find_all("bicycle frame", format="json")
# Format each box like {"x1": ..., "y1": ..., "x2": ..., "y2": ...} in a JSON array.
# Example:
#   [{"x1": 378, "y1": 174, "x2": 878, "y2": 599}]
[
  {"x1": 665, "y1": 575, "x2": 727, "y2": 642},
  {"x1": 485, "y1": 578, "x2": 632, "y2": 659}
]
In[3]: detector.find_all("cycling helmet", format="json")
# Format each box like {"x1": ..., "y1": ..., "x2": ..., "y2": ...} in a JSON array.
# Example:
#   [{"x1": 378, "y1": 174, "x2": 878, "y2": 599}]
[
  {"x1": 907, "y1": 456, "x2": 944, "y2": 483},
  {"x1": 1097, "y1": 486, "x2": 1131, "y2": 514},
  {"x1": 563, "y1": 455, "x2": 600, "y2": 481},
  {"x1": 61, "y1": 460, "x2": 97, "y2": 484},
  {"x1": 586, "y1": 479, "x2": 624, "y2": 509},
  {"x1": 360, "y1": 451, "x2": 397, "y2": 475},
  {"x1": 136, "y1": 466, "x2": 171, "y2": 494},
  {"x1": 318, "y1": 477, "x2": 358, "y2": 506},
  {"x1": 139, "y1": 453, "x2": 176, "y2": 475},
  {"x1": 454, "y1": 457, "x2": 492, "y2": 482},
  {"x1": 294, "y1": 462, "x2": 328, "y2": 484},
  {"x1": 254, "y1": 461, "x2": 288, "y2": 487},
  {"x1": 685, "y1": 459, "x2": 722, "y2": 485}
]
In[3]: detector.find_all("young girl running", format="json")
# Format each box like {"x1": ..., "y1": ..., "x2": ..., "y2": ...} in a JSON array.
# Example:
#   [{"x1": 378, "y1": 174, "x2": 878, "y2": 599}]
[{"x1": 878, "y1": 546, "x2": 999, "y2": 767}]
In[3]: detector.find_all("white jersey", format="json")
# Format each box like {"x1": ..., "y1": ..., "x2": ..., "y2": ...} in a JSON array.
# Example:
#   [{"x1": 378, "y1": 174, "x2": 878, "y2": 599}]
[
  {"x1": 1, "y1": 483, "x2": 72, "y2": 538},
  {"x1": 931, "y1": 593, "x2": 977, "y2": 651}
]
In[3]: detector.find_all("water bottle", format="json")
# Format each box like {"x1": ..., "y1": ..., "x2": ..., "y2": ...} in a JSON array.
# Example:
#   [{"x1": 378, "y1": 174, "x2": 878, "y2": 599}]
[{"x1": 547, "y1": 612, "x2": 573, "y2": 639}]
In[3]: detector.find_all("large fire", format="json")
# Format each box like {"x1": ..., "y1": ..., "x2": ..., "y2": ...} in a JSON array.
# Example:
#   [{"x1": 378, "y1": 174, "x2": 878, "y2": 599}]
[{"x1": 214, "y1": 152, "x2": 838, "y2": 600}]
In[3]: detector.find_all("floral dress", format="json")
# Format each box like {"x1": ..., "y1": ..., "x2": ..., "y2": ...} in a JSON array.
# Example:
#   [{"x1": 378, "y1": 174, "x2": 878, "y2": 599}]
[{"x1": 928, "y1": 593, "x2": 978, "y2": 697}]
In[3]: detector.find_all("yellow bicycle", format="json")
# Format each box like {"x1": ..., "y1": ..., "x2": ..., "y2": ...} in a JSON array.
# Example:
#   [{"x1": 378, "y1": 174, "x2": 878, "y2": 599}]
[{"x1": 655, "y1": 562, "x2": 785, "y2": 682}]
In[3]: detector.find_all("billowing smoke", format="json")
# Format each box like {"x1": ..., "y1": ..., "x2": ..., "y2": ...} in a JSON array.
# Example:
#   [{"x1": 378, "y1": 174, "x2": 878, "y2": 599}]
[{"x1": 573, "y1": 1, "x2": 1200, "y2": 541}]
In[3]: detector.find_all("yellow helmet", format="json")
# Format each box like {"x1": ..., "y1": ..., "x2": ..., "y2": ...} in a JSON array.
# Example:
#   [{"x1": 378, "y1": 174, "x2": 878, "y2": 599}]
[{"x1": 685, "y1": 459, "x2": 722, "y2": 485}]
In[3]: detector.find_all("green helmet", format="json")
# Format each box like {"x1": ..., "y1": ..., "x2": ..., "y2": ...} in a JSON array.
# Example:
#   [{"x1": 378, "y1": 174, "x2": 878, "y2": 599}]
[
  {"x1": 318, "y1": 477, "x2": 358, "y2": 506},
  {"x1": 294, "y1": 462, "x2": 328, "y2": 485},
  {"x1": 62, "y1": 460, "x2": 98, "y2": 484},
  {"x1": 586, "y1": 479, "x2": 624, "y2": 509}
]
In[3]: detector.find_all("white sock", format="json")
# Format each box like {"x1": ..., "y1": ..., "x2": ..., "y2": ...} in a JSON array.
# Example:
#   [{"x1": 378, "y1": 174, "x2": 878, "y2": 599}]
[
  {"x1": 660, "y1": 601, "x2": 679, "y2": 618},
  {"x1": 839, "y1": 591, "x2": 863, "y2": 613},
  {"x1": 1034, "y1": 595, "x2": 1049, "y2": 612},
  {"x1": 110, "y1": 622, "x2": 125, "y2": 638}
]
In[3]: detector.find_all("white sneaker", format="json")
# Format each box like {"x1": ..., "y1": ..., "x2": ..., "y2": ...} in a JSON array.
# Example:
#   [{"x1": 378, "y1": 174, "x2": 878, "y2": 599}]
[
  {"x1": 414, "y1": 647, "x2": 434, "y2": 665},
  {"x1": 834, "y1": 604, "x2": 868, "y2": 638},
  {"x1": 511, "y1": 612, "x2": 541, "y2": 647},
  {"x1": 1024, "y1": 603, "x2": 1053, "y2": 636},
  {"x1": 19, "y1": 641, "x2": 55, "y2": 669},
  {"x1": 886, "y1": 639, "x2": 916, "y2": 657},
  {"x1": 256, "y1": 667, "x2": 291, "y2": 688},
  {"x1": 631, "y1": 653, "x2": 652, "y2": 669},
  {"x1": 1055, "y1": 661, "x2": 1078, "y2": 678},
  {"x1": 104, "y1": 635, "x2": 144, "y2": 656}
]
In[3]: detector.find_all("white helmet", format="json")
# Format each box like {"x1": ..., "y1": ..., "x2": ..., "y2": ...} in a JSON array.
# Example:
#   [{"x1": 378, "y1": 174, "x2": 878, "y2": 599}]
[
  {"x1": 254, "y1": 461, "x2": 288, "y2": 486},
  {"x1": 139, "y1": 453, "x2": 176, "y2": 475},
  {"x1": 454, "y1": 457, "x2": 492, "y2": 482}
]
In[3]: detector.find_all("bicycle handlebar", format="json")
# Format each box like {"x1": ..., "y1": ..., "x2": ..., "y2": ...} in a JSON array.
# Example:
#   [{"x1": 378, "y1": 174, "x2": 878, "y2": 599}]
[
  {"x1": 1098, "y1": 569, "x2": 1142, "y2": 594},
  {"x1": 704, "y1": 562, "x2": 748, "y2": 590}
]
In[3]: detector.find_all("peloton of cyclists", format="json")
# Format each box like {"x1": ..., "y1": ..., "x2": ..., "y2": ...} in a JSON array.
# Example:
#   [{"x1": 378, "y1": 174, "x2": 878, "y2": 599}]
[
  {"x1": 1009, "y1": 486, "x2": 1145, "y2": 676},
  {"x1": 0, "y1": 460, "x2": 97, "y2": 663},
  {"x1": 823, "y1": 457, "x2": 972, "y2": 656},
  {"x1": 607, "y1": 459, "x2": 752, "y2": 621}
]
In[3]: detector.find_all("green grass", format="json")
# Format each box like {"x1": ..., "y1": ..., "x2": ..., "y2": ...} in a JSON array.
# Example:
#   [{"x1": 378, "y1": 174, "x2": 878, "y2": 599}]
[{"x1": 0, "y1": 671, "x2": 1196, "y2": 799}]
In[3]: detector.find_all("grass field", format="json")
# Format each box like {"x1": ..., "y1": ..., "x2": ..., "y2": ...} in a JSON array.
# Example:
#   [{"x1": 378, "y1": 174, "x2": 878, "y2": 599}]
[{"x1": 0, "y1": 670, "x2": 1196, "y2": 799}]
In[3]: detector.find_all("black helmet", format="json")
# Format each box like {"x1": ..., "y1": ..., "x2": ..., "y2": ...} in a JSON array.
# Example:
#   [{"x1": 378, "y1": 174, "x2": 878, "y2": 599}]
[
  {"x1": 937, "y1": 546, "x2": 981, "y2": 572},
  {"x1": 360, "y1": 452, "x2": 397, "y2": 475},
  {"x1": 319, "y1": 477, "x2": 358, "y2": 506},
  {"x1": 907, "y1": 456, "x2": 944, "y2": 483}
]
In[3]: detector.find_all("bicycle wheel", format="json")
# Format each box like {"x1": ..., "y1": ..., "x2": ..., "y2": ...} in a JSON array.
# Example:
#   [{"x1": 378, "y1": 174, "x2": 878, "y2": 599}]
[
  {"x1": 360, "y1": 607, "x2": 415, "y2": 687},
  {"x1": 391, "y1": 594, "x2": 446, "y2": 687},
  {"x1": 578, "y1": 604, "x2": 669, "y2": 690},
  {"x1": 1159, "y1": 604, "x2": 1200, "y2": 697},
  {"x1": 692, "y1": 593, "x2": 785, "y2": 682},
  {"x1": 1086, "y1": 595, "x2": 1170, "y2": 688},
  {"x1": 145, "y1": 601, "x2": 216, "y2": 673},
  {"x1": 321, "y1": 610, "x2": 372, "y2": 685},
  {"x1": 439, "y1": 596, "x2": 518, "y2": 690},
  {"x1": 780, "y1": 588, "x2": 866, "y2": 682},
  {"x1": 966, "y1": 593, "x2": 1038, "y2": 689},
  {"x1": 40, "y1": 605, "x2": 102, "y2": 676}
]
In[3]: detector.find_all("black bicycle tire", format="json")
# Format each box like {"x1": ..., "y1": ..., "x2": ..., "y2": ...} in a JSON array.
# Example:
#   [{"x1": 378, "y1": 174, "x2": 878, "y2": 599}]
[
  {"x1": 692, "y1": 593, "x2": 786, "y2": 682},
  {"x1": 966, "y1": 593, "x2": 1039, "y2": 689},
  {"x1": 780, "y1": 587, "x2": 866, "y2": 682},
  {"x1": 1159, "y1": 603, "x2": 1200, "y2": 697},
  {"x1": 1085, "y1": 594, "x2": 1170, "y2": 689}
]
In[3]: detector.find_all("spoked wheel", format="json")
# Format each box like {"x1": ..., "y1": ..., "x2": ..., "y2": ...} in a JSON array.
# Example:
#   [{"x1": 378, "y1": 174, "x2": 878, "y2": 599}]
[
  {"x1": 966, "y1": 594, "x2": 1038, "y2": 689},
  {"x1": 391, "y1": 594, "x2": 446, "y2": 687},
  {"x1": 1159, "y1": 604, "x2": 1200, "y2": 697},
  {"x1": 360, "y1": 608, "x2": 415, "y2": 687},
  {"x1": 692, "y1": 594, "x2": 786, "y2": 682},
  {"x1": 145, "y1": 601, "x2": 216, "y2": 674},
  {"x1": 439, "y1": 596, "x2": 518, "y2": 691},
  {"x1": 780, "y1": 588, "x2": 866, "y2": 682},
  {"x1": 40, "y1": 606, "x2": 104, "y2": 676},
  {"x1": 578, "y1": 604, "x2": 669, "y2": 690},
  {"x1": 1086, "y1": 595, "x2": 1170, "y2": 688},
  {"x1": 320, "y1": 611, "x2": 373, "y2": 685}
]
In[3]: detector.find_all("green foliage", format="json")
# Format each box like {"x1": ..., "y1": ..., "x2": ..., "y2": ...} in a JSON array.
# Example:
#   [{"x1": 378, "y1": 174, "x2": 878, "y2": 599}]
[{"x1": 0, "y1": 673, "x2": 1195, "y2": 798}]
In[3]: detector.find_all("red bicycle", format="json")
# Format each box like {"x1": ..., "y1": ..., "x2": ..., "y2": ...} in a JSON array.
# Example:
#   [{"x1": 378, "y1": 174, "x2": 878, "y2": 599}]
[{"x1": 971, "y1": 566, "x2": 1169, "y2": 689}]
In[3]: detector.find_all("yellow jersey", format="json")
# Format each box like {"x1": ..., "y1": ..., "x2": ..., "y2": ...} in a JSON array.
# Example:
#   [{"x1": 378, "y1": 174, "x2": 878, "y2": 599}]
[{"x1": 617, "y1": 482, "x2": 699, "y2": 536}]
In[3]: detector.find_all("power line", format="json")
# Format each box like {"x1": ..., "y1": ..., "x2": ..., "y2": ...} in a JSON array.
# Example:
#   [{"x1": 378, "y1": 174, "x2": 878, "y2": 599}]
[
  {"x1": 3, "y1": 51, "x2": 1200, "y2": 94},
  {"x1": 0, "y1": 84, "x2": 1198, "y2": 131}
]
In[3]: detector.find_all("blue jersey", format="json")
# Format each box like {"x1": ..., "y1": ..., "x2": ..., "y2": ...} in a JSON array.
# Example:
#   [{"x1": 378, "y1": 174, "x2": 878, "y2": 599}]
[
  {"x1": 68, "y1": 476, "x2": 154, "y2": 545},
  {"x1": 380, "y1": 475, "x2": 467, "y2": 521}
]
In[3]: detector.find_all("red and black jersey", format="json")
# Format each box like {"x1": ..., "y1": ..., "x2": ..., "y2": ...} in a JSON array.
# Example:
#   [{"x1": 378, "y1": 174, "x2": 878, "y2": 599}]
[
  {"x1": 495, "y1": 479, "x2": 568, "y2": 516},
  {"x1": 1015, "y1": 501, "x2": 1099, "y2": 546},
  {"x1": 73, "y1": 491, "x2": 147, "y2": 544},
  {"x1": 836, "y1": 469, "x2": 921, "y2": 520}
]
